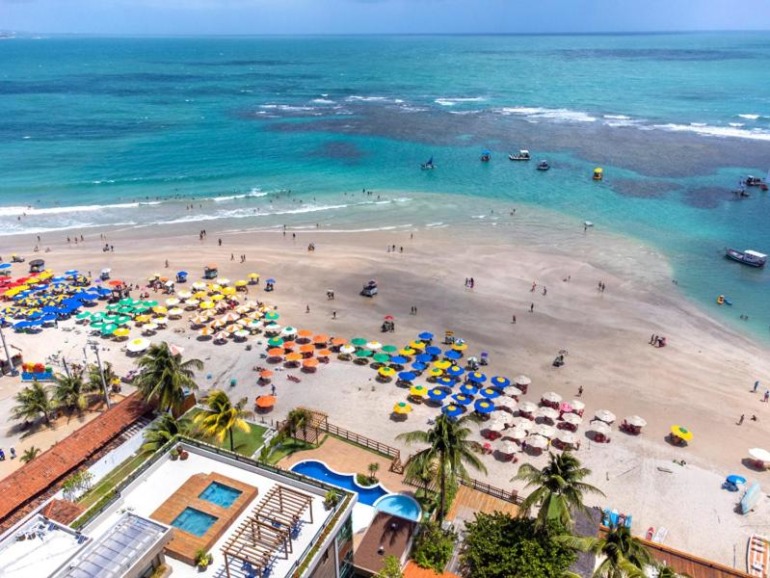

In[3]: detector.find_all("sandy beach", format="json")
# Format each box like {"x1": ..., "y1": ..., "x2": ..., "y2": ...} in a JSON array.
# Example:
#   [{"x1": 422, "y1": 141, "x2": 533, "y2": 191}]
[{"x1": 1, "y1": 193, "x2": 769, "y2": 566}]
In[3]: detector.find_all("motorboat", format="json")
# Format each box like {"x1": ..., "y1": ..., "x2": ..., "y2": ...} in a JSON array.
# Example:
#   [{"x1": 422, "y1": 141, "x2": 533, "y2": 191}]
[
  {"x1": 508, "y1": 149, "x2": 531, "y2": 161},
  {"x1": 726, "y1": 249, "x2": 767, "y2": 268},
  {"x1": 480, "y1": 150, "x2": 491, "y2": 162},
  {"x1": 746, "y1": 176, "x2": 764, "y2": 187},
  {"x1": 537, "y1": 160, "x2": 550, "y2": 171},
  {"x1": 593, "y1": 167, "x2": 603, "y2": 181}
]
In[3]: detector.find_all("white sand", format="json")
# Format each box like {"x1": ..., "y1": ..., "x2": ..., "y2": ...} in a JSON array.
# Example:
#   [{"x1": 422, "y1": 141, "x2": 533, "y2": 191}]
[{"x1": 1, "y1": 197, "x2": 768, "y2": 567}]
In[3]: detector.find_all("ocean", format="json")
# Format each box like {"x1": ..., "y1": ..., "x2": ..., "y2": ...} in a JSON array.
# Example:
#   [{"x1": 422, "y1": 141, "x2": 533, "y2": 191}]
[{"x1": 1, "y1": 33, "x2": 770, "y2": 340}]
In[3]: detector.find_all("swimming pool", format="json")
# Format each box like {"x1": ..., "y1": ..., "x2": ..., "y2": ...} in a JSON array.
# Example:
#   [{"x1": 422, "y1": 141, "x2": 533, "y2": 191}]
[
  {"x1": 374, "y1": 494, "x2": 422, "y2": 522},
  {"x1": 198, "y1": 481, "x2": 242, "y2": 508},
  {"x1": 171, "y1": 507, "x2": 218, "y2": 537},
  {"x1": 291, "y1": 460, "x2": 388, "y2": 506}
]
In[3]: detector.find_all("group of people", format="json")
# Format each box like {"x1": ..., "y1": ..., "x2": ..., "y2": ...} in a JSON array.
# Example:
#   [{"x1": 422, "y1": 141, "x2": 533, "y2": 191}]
[
  {"x1": 464, "y1": 277, "x2": 475, "y2": 289},
  {"x1": 0, "y1": 448, "x2": 16, "y2": 460},
  {"x1": 649, "y1": 334, "x2": 667, "y2": 347}
]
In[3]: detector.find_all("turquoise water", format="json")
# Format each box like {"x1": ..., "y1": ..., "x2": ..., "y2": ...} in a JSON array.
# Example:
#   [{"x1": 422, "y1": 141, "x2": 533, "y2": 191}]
[
  {"x1": 374, "y1": 494, "x2": 422, "y2": 522},
  {"x1": 2, "y1": 34, "x2": 770, "y2": 340},
  {"x1": 171, "y1": 507, "x2": 218, "y2": 537},
  {"x1": 198, "y1": 481, "x2": 242, "y2": 508},
  {"x1": 291, "y1": 460, "x2": 388, "y2": 505}
]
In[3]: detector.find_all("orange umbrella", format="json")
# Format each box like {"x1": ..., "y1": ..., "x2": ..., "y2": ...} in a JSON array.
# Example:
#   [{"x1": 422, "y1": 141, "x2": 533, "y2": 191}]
[
  {"x1": 331, "y1": 337, "x2": 347, "y2": 346},
  {"x1": 283, "y1": 340, "x2": 297, "y2": 350},
  {"x1": 285, "y1": 352, "x2": 302, "y2": 362},
  {"x1": 299, "y1": 343, "x2": 315, "y2": 354},
  {"x1": 313, "y1": 334, "x2": 329, "y2": 344},
  {"x1": 297, "y1": 329, "x2": 313, "y2": 338},
  {"x1": 267, "y1": 347, "x2": 284, "y2": 357},
  {"x1": 256, "y1": 395, "x2": 277, "y2": 408},
  {"x1": 259, "y1": 370, "x2": 274, "y2": 379},
  {"x1": 303, "y1": 358, "x2": 319, "y2": 368},
  {"x1": 317, "y1": 349, "x2": 332, "y2": 357}
]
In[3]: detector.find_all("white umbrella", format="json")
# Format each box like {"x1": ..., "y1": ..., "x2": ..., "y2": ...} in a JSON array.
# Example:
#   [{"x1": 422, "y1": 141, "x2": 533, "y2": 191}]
[
  {"x1": 500, "y1": 440, "x2": 520, "y2": 454},
  {"x1": 177, "y1": 290, "x2": 192, "y2": 299},
  {"x1": 155, "y1": 317, "x2": 168, "y2": 327},
  {"x1": 514, "y1": 375, "x2": 532, "y2": 386},
  {"x1": 504, "y1": 385, "x2": 523, "y2": 397},
  {"x1": 126, "y1": 337, "x2": 151, "y2": 353},
  {"x1": 165, "y1": 297, "x2": 180, "y2": 306},
  {"x1": 495, "y1": 396, "x2": 518, "y2": 411},
  {"x1": 184, "y1": 299, "x2": 200, "y2": 309},
  {"x1": 234, "y1": 329, "x2": 250, "y2": 340},
  {"x1": 557, "y1": 431, "x2": 578, "y2": 445},
  {"x1": 570, "y1": 399, "x2": 586, "y2": 412},
  {"x1": 366, "y1": 341, "x2": 383, "y2": 351},
  {"x1": 223, "y1": 312, "x2": 241, "y2": 324},
  {"x1": 490, "y1": 411, "x2": 514, "y2": 425},
  {"x1": 532, "y1": 424, "x2": 556, "y2": 439},
  {"x1": 590, "y1": 420, "x2": 612, "y2": 435},
  {"x1": 624, "y1": 415, "x2": 647, "y2": 428},
  {"x1": 524, "y1": 435, "x2": 548, "y2": 449},
  {"x1": 142, "y1": 323, "x2": 158, "y2": 334},
  {"x1": 541, "y1": 391, "x2": 562, "y2": 404},
  {"x1": 218, "y1": 278, "x2": 231, "y2": 286},
  {"x1": 561, "y1": 412, "x2": 583, "y2": 426},
  {"x1": 487, "y1": 421, "x2": 506, "y2": 432},
  {"x1": 749, "y1": 448, "x2": 770, "y2": 462},
  {"x1": 594, "y1": 409, "x2": 616, "y2": 424},
  {"x1": 507, "y1": 427, "x2": 529, "y2": 440},
  {"x1": 191, "y1": 281, "x2": 207, "y2": 290},
  {"x1": 264, "y1": 323, "x2": 282, "y2": 335},
  {"x1": 536, "y1": 406, "x2": 559, "y2": 421},
  {"x1": 511, "y1": 416, "x2": 533, "y2": 429},
  {"x1": 168, "y1": 307, "x2": 184, "y2": 318},
  {"x1": 340, "y1": 344, "x2": 356, "y2": 354},
  {"x1": 214, "y1": 331, "x2": 229, "y2": 342},
  {"x1": 281, "y1": 326, "x2": 297, "y2": 337},
  {"x1": 518, "y1": 401, "x2": 537, "y2": 414}
]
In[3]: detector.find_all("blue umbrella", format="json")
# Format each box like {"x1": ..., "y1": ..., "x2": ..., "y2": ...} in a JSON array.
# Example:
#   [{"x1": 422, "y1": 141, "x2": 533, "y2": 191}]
[
  {"x1": 452, "y1": 393, "x2": 474, "y2": 406},
  {"x1": 411, "y1": 362, "x2": 427, "y2": 371},
  {"x1": 437, "y1": 376, "x2": 455, "y2": 387},
  {"x1": 41, "y1": 313, "x2": 58, "y2": 322},
  {"x1": 415, "y1": 353, "x2": 433, "y2": 363},
  {"x1": 444, "y1": 350, "x2": 462, "y2": 361},
  {"x1": 425, "y1": 345, "x2": 442, "y2": 357},
  {"x1": 42, "y1": 305, "x2": 60, "y2": 314},
  {"x1": 266, "y1": 278, "x2": 276, "y2": 284},
  {"x1": 65, "y1": 269, "x2": 78, "y2": 276},
  {"x1": 446, "y1": 365, "x2": 464, "y2": 377},
  {"x1": 428, "y1": 388, "x2": 449, "y2": 402},
  {"x1": 418, "y1": 331, "x2": 434, "y2": 341},
  {"x1": 460, "y1": 383, "x2": 479, "y2": 396},
  {"x1": 727, "y1": 474, "x2": 747, "y2": 485},
  {"x1": 479, "y1": 387, "x2": 501, "y2": 400},
  {"x1": 13, "y1": 320, "x2": 33, "y2": 329},
  {"x1": 0, "y1": 263, "x2": 11, "y2": 270},
  {"x1": 442, "y1": 404, "x2": 465, "y2": 418},
  {"x1": 398, "y1": 371, "x2": 417, "y2": 382},
  {"x1": 28, "y1": 319, "x2": 44, "y2": 326},
  {"x1": 390, "y1": 355, "x2": 408, "y2": 365},
  {"x1": 177, "y1": 270, "x2": 188, "y2": 276},
  {"x1": 474, "y1": 399, "x2": 495, "y2": 414},
  {"x1": 467, "y1": 372, "x2": 487, "y2": 383},
  {"x1": 491, "y1": 376, "x2": 511, "y2": 388}
]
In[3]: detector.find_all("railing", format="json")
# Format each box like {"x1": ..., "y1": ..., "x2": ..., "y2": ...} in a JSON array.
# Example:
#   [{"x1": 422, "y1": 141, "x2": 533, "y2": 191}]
[
  {"x1": 460, "y1": 477, "x2": 521, "y2": 505},
  {"x1": 322, "y1": 422, "x2": 401, "y2": 461}
]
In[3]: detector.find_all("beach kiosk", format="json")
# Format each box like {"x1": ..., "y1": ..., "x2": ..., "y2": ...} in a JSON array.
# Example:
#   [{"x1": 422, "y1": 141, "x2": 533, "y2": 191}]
[
  {"x1": 593, "y1": 167, "x2": 604, "y2": 181},
  {"x1": 203, "y1": 264, "x2": 218, "y2": 280},
  {"x1": 100, "y1": 268, "x2": 111, "y2": 281},
  {"x1": 28, "y1": 259, "x2": 45, "y2": 274}
]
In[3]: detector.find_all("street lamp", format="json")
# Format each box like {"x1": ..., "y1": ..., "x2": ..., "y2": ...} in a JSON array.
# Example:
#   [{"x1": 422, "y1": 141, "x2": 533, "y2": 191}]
[
  {"x1": 0, "y1": 324, "x2": 18, "y2": 376},
  {"x1": 86, "y1": 340, "x2": 112, "y2": 409}
]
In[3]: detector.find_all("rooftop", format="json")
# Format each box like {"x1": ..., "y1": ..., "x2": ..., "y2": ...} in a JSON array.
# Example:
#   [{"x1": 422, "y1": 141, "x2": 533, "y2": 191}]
[{"x1": 354, "y1": 512, "x2": 417, "y2": 576}]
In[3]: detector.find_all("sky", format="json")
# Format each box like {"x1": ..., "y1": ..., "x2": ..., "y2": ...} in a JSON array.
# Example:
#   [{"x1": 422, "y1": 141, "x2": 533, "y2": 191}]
[{"x1": 2, "y1": 0, "x2": 770, "y2": 35}]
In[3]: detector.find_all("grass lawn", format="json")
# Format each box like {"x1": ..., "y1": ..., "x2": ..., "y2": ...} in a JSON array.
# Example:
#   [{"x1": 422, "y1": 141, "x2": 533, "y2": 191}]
[
  {"x1": 78, "y1": 451, "x2": 150, "y2": 509},
  {"x1": 186, "y1": 408, "x2": 269, "y2": 456},
  {"x1": 268, "y1": 438, "x2": 316, "y2": 465}
]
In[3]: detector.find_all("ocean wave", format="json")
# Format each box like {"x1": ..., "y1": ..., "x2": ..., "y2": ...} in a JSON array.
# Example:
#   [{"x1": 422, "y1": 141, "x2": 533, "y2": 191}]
[
  {"x1": 435, "y1": 97, "x2": 486, "y2": 107},
  {"x1": 345, "y1": 95, "x2": 392, "y2": 103},
  {"x1": 738, "y1": 113, "x2": 761, "y2": 120},
  {"x1": 497, "y1": 106, "x2": 598, "y2": 123},
  {"x1": 729, "y1": 122, "x2": 745, "y2": 127},
  {"x1": 212, "y1": 189, "x2": 267, "y2": 202},
  {"x1": 0, "y1": 221, "x2": 138, "y2": 237},
  {"x1": 311, "y1": 98, "x2": 336, "y2": 104},
  {"x1": 652, "y1": 122, "x2": 770, "y2": 141},
  {"x1": 0, "y1": 201, "x2": 161, "y2": 217}
]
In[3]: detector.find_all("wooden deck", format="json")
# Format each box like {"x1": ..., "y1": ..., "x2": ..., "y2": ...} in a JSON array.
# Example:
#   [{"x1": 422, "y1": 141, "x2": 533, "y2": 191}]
[
  {"x1": 150, "y1": 472, "x2": 258, "y2": 565},
  {"x1": 643, "y1": 537, "x2": 753, "y2": 578},
  {"x1": 445, "y1": 484, "x2": 519, "y2": 526}
]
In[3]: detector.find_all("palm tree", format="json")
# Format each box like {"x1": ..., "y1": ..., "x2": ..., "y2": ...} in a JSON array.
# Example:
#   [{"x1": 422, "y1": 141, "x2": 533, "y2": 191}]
[
  {"x1": 141, "y1": 413, "x2": 189, "y2": 454},
  {"x1": 53, "y1": 372, "x2": 88, "y2": 415},
  {"x1": 571, "y1": 524, "x2": 653, "y2": 578},
  {"x1": 87, "y1": 361, "x2": 118, "y2": 404},
  {"x1": 513, "y1": 451, "x2": 604, "y2": 531},
  {"x1": 11, "y1": 381, "x2": 54, "y2": 425},
  {"x1": 283, "y1": 407, "x2": 313, "y2": 441},
  {"x1": 368, "y1": 462, "x2": 380, "y2": 482},
  {"x1": 193, "y1": 390, "x2": 254, "y2": 452},
  {"x1": 20, "y1": 446, "x2": 41, "y2": 464},
  {"x1": 133, "y1": 342, "x2": 202, "y2": 413},
  {"x1": 397, "y1": 414, "x2": 486, "y2": 522},
  {"x1": 655, "y1": 565, "x2": 691, "y2": 578}
]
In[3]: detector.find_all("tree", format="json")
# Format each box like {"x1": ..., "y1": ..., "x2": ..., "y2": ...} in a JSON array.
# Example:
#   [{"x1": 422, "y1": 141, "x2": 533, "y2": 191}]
[
  {"x1": 283, "y1": 407, "x2": 313, "y2": 441},
  {"x1": 12, "y1": 381, "x2": 54, "y2": 425},
  {"x1": 461, "y1": 512, "x2": 577, "y2": 578},
  {"x1": 655, "y1": 565, "x2": 691, "y2": 578},
  {"x1": 368, "y1": 462, "x2": 380, "y2": 482},
  {"x1": 513, "y1": 451, "x2": 604, "y2": 531},
  {"x1": 569, "y1": 524, "x2": 654, "y2": 578},
  {"x1": 141, "y1": 413, "x2": 189, "y2": 454},
  {"x1": 376, "y1": 555, "x2": 404, "y2": 578},
  {"x1": 20, "y1": 446, "x2": 41, "y2": 464},
  {"x1": 397, "y1": 414, "x2": 486, "y2": 522},
  {"x1": 53, "y1": 372, "x2": 88, "y2": 415},
  {"x1": 133, "y1": 342, "x2": 202, "y2": 413},
  {"x1": 412, "y1": 521, "x2": 456, "y2": 572},
  {"x1": 193, "y1": 390, "x2": 254, "y2": 452},
  {"x1": 87, "y1": 361, "x2": 118, "y2": 404}
]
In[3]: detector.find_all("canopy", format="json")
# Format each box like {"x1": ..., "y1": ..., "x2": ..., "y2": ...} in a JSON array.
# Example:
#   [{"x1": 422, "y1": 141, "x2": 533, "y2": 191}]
[
  {"x1": 442, "y1": 404, "x2": 464, "y2": 418},
  {"x1": 393, "y1": 402, "x2": 412, "y2": 415},
  {"x1": 624, "y1": 415, "x2": 647, "y2": 428},
  {"x1": 513, "y1": 375, "x2": 531, "y2": 386},
  {"x1": 127, "y1": 338, "x2": 151, "y2": 353},
  {"x1": 428, "y1": 388, "x2": 449, "y2": 402},
  {"x1": 518, "y1": 401, "x2": 537, "y2": 413},
  {"x1": 748, "y1": 448, "x2": 770, "y2": 462},
  {"x1": 541, "y1": 391, "x2": 562, "y2": 404},
  {"x1": 524, "y1": 435, "x2": 548, "y2": 449},
  {"x1": 491, "y1": 376, "x2": 510, "y2": 388},
  {"x1": 409, "y1": 385, "x2": 428, "y2": 397},
  {"x1": 670, "y1": 425, "x2": 693, "y2": 441},
  {"x1": 594, "y1": 409, "x2": 616, "y2": 424},
  {"x1": 590, "y1": 420, "x2": 612, "y2": 436},
  {"x1": 256, "y1": 395, "x2": 277, "y2": 408},
  {"x1": 474, "y1": 399, "x2": 495, "y2": 414}
]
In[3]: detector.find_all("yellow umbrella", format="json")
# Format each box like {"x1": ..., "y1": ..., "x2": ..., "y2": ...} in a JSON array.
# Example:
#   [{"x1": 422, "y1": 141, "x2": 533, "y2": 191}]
[
  {"x1": 400, "y1": 347, "x2": 416, "y2": 356},
  {"x1": 670, "y1": 425, "x2": 693, "y2": 441},
  {"x1": 434, "y1": 360, "x2": 451, "y2": 370},
  {"x1": 211, "y1": 294, "x2": 225, "y2": 302},
  {"x1": 222, "y1": 286, "x2": 236, "y2": 296},
  {"x1": 193, "y1": 291, "x2": 208, "y2": 300},
  {"x1": 248, "y1": 273, "x2": 259, "y2": 279},
  {"x1": 428, "y1": 368, "x2": 443, "y2": 378},
  {"x1": 452, "y1": 342, "x2": 468, "y2": 351},
  {"x1": 378, "y1": 367, "x2": 396, "y2": 377},
  {"x1": 200, "y1": 301, "x2": 215, "y2": 310},
  {"x1": 113, "y1": 327, "x2": 130, "y2": 337},
  {"x1": 209, "y1": 283, "x2": 222, "y2": 292},
  {"x1": 152, "y1": 306, "x2": 168, "y2": 315},
  {"x1": 235, "y1": 280, "x2": 247, "y2": 287},
  {"x1": 409, "y1": 340, "x2": 426, "y2": 350},
  {"x1": 134, "y1": 314, "x2": 151, "y2": 324},
  {"x1": 393, "y1": 402, "x2": 413, "y2": 414},
  {"x1": 409, "y1": 385, "x2": 428, "y2": 397}
]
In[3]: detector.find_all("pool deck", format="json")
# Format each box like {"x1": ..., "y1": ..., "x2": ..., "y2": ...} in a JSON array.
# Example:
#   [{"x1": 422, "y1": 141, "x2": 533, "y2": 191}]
[
  {"x1": 446, "y1": 484, "x2": 519, "y2": 527},
  {"x1": 149, "y1": 472, "x2": 258, "y2": 565}
]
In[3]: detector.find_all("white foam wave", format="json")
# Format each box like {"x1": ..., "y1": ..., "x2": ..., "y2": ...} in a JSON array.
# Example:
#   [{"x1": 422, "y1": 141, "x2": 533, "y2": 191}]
[
  {"x1": 603, "y1": 114, "x2": 631, "y2": 120},
  {"x1": 0, "y1": 201, "x2": 161, "y2": 217},
  {"x1": 311, "y1": 98, "x2": 336, "y2": 104},
  {"x1": 212, "y1": 190, "x2": 267, "y2": 202},
  {"x1": 729, "y1": 122, "x2": 745, "y2": 127},
  {"x1": 345, "y1": 95, "x2": 391, "y2": 103},
  {"x1": 0, "y1": 221, "x2": 138, "y2": 237},
  {"x1": 653, "y1": 122, "x2": 770, "y2": 142},
  {"x1": 497, "y1": 106, "x2": 598, "y2": 123},
  {"x1": 739, "y1": 114, "x2": 760, "y2": 120},
  {"x1": 435, "y1": 97, "x2": 486, "y2": 107}
]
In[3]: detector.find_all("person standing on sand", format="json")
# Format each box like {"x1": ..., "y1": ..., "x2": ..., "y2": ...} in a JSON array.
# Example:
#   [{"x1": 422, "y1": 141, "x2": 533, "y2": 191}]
[
  {"x1": 578, "y1": 386, "x2": 583, "y2": 397},
  {"x1": 764, "y1": 390, "x2": 770, "y2": 403},
  {"x1": 754, "y1": 380, "x2": 760, "y2": 393},
  {"x1": 512, "y1": 315, "x2": 516, "y2": 324},
  {"x1": 738, "y1": 414, "x2": 745, "y2": 425},
  {"x1": 529, "y1": 303, "x2": 534, "y2": 313}
]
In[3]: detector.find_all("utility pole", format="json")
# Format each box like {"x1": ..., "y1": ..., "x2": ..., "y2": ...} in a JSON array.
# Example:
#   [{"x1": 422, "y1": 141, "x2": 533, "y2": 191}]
[
  {"x1": 88, "y1": 340, "x2": 112, "y2": 409},
  {"x1": 0, "y1": 325, "x2": 18, "y2": 376}
]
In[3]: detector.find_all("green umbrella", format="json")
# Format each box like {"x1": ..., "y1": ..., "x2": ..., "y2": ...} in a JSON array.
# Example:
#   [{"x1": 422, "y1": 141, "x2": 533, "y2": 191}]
[
  {"x1": 100, "y1": 323, "x2": 117, "y2": 335},
  {"x1": 119, "y1": 297, "x2": 134, "y2": 306},
  {"x1": 355, "y1": 349, "x2": 373, "y2": 358},
  {"x1": 90, "y1": 321, "x2": 104, "y2": 330},
  {"x1": 373, "y1": 353, "x2": 390, "y2": 364},
  {"x1": 76, "y1": 311, "x2": 91, "y2": 320},
  {"x1": 381, "y1": 345, "x2": 398, "y2": 354},
  {"x1": 351, "y1": 337, "x2": 367, "y2": 347},
  {"x1": 117, "y1": 306, "x2": 133, "y2": 316},
  {"x1": 90, "y1": 312, "x2": 105, "y2": 321},
  {"x1": 264, "y1": 311, "x2": 280, "y2": 321},
  {"x1": 267, "y1": 337, "x2": 284, "y2": 347},
  {"x1": 143, "y1": 300, "x2": 158, "y2": 308},
  {"x1": 132, "y1": 304, "x2": 151, "y2": 313},
  {"x1": 106, "y1": 303, "x2": 120, "y2": 311},
  {"x1": 115, "y1": 316, "x2": 131, "y2": 326}
]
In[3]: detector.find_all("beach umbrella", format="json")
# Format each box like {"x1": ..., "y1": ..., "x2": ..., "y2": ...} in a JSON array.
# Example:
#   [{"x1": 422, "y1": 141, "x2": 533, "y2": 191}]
[
  {"x1": 213, "y1": 331, "x2": 229, "y2": 342},
  {"x1": 178, "y1": 290, "x2": 192, "y2": 299},
  {"x1": 451, "y1": 341, "x2": 468, "y2": 351},
  {"x1": 487, "y1": 420, "x2": 506, "y2": 433},
  {"x1": 410, "y1": 385, "x2": 428, "y2": 397},
  {"x1": 113, "y1": 327, "x2": 130, "y2": 338},
  {"x1": 532, "y1": 424, "x2": 556, "y2": 438},
  {"x1": 234, "y1": 329, "x2": 249, "y2": 340},
  {"x1": 727, "y1": 474, "x2": 747, "y2": 486},
  {"x1": 235, "y1": 280, "x2": 247, "y2": 288},
  {"x1": 446, "y1": 365, "x2": 464, "y2": 378},
  {"x1": 749, "y1": 448, "x2": 770, "y2": 462},
  {"x1": 400, "y1": 347, "x2": 416, "y2": 356},
  {"x1": 355, "y1": 349, "x2": 373, "y2": 358},
  {"x1": 285, "y1": 352, "x2": 302, "y2": 362},
  {"x1": 460, "y1": 383, "x2": 479, "y2": 396},
  {"x1": 381, "y1": 344, "x2": 398, "y2": 354},
  {"x1": 524, "y1": 435, "x2": 548, "y2": 450},
  {"x1": 491, "y1": 376, "x2": 510, "y2": 388},
  {"x1": 263, "y1": 322, "x2": 281, "y2": 334},
  {"x1": 418, "y1": 331, "x2": 433, "y2": 341},
  {"x1": 479, "y1": 387, "x2": 501, "y2": 400},
  {"x1": 514, "y1": 375, "x2": 532, "y2": 386},
  {"x1": 415, "y1": 353, "x2": 433, "y2": 364},
  {"x1": 452, "y1": 393, "x2": 473, "y2": 406},
  {"x1": 495, "y1": 396, "x2": 518, "y2": 411},
  {"x1": 378, "y1": 367, "x2": 396, "y2": 378},
  {"x1": 590, "y1": 421, "x2": 612, "y2": 436},
  {"x1": 500, "y1": 440, "x2": 520, "y2": 455},
  {"x1": 541, "y1": 391, "x2": 562, "y2": 405},
  {"x1": 557, "y1": 431, "x2": 578, "y2": 446},
  {"x1": 200, "y1": 300, "x2": 215, "y2": 310},
  {"x1": 561, "y1": 412, "x2": 583, "y2": 426},
  {"x1": 409, "y1": 340, "x2": 426, "y2": 350},
  {"x1": 101, "y1": 323, "x2": 118, "y2": 336},
  {"x1": 437, "y1": 376, "x2": 455, "y2": 387},
  {"x1": 411, "y1": 362, "x2": 427, "y2": 371},
  {"x1": 168, "y1": 307, "x2": 183, "y2": 318},
  {"x1": 570, "y1": 399, "x2": 586, "y2": 413},
  {"x1": 266, "y1": 347, "x2": 284, "y2": 358},
  {"x1": 267, "y1": 337, "x2": 284, "y2": 347},
  {"x1": 594, "y1": 409, "x2": 616, "y2": 424},
  {"x1": 248, "y1": 273, "x2": 259, "y2": 280},
  {"x1": 351, "y1": 337, "x2": 368, "y2": 347},
  {"x1": 282, "y1": 340, "x2": 297, "y2": 350},
  {"x1": 199, "y1": 327, "x2": 213, "y2": 337},
  {"x1": 106, "y1": 303, "x2": 120, "y2": 312},
  {"x1": 504, "y1": 385, "x2": 523, "y2": 397},
  {"x1": 442, "y1": 404, "x2": 464, "y2": 418},
  {"x1": 340, "y1": 345, "x2": 356, "y2": 355},
  {"x1": 467, "y1": 371, "x2": 487, "y2": 383},
  {"x1": 366, "y1": 341, "x2": 383, "y2": 351},
  {"x1": 428, "y1": 367, "x2": 443, "y2": 378},
  {"x1": 281, "y1": 326, "x2": 297, "y2": 337},
  {"x1": 152, "y1": 305, "x2": 168, "y2": 315},
  {"x1": 155, "y1": 316, "x2": 169, "y2": 327},
  {"x1": 191, "y1": 281, "x2": 207, "y2": 290},
  {"x1": 296, "y1": 329, "x2": 313, "y2": 339},
  {"x1": 264, "y1": 311, "x2": 280, "y2": 321},
  {"x1": 317, "y1": 349, "x2": 332, "y2": 358},
  {"x1": 389, "y1": 355, "x2": 408, "y2": 366},
  {"x1": 165, "y1": 298, "x2": 180, "y2": 306},
  {"x1": 444, "y1": 350, "x2": 462, "y2": 361},
  {"x1": 624, "y1": 415, "x2": 647, "y2": 428},
  {"x1": 434, "y1": 359, "x2": 451, "y2": 370},
  {"x1": 536, "y1": 407, "x2": 559, "y2": 421},
  {"x1": 518, "y1": 401, "x2": 537, "y2": 414},
  {"x1": 127, "y1": 337, "x2": 151, "y2": 353},
  {"x1": 393, "y1": 402, "x2": 413, "y2": 415},
  {"x1": 428, "y1": 388, "x2": 449, "y2": 402},
  {"x1": 256, "y1": 395, "x2": 277, "y2": 409},
  {"x1": 398, "y1": 371, "x2": 417, "y2": 382},
  {"x1": 373, "y1": 353, "x2": 391, "y2": 364},
  {"x1": 507, "y1": 427, "x2": 528, "y2": 440},
  {"x1": 218, "y1": 278, "x2": 231, "y2": 286},
  {"x1": 474, "y1": 399, "x2": 495, "y2": 414},
  {"x1": 143, "y1": 323, "x2": 158, "y2": 333},
  {"x1": 76, "y1": 311, "x2": 91, "y2": 320}
]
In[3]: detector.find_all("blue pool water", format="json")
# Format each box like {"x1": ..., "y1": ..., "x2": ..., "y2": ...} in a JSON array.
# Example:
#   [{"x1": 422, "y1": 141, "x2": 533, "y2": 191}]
[
  {"x1": 198, "y1": 481, "x2": 242, "y2": 508},
  {"x1": 171, "y1": 507, "x2": 218, "y2": 537},
  {"x1": 374, "y1": 494, "x2": 422, "y2": 522},
  {"x1": 291, "y1": 460, "x2": 388, "y2": 506}
]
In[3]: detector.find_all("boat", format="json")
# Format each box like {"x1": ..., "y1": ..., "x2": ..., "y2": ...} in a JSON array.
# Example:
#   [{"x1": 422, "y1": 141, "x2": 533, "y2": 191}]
[
  {"x1": 593, "y1": 167, "x2": 603, "y2": 181},
  {"x1": 480, "y1": 150, "x2": 491, "y2": 162},
  {"x1": 726, "y1": 249, "x2": 767, "y2": 268},
  {"x1": 747, "y1": 535, "x2": 770, "y2": 577},
  {"x1": 537, "y1": 160, "x2": 550, "y2": 171},
  {"x1": 741, "y1": 482, "x2": 762, "y2": 515},
  {"x1": 716, "y1": 295, "x2": 733, "y2": 306},
  {"x1": 746, "y1": 176, "x2": 764, "y2": 187},
  {"x1": 508, "y1": 149, "x2": 531, "y2": 161},
  {"x1": 421, "y1": 157, "x2": 435, "y2": 170}
]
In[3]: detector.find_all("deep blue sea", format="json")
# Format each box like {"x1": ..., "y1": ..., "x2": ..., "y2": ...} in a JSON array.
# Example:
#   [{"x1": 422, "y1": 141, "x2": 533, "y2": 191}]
[{"x1": 1, "y1": 34, "x2": 770, "y2": 340}]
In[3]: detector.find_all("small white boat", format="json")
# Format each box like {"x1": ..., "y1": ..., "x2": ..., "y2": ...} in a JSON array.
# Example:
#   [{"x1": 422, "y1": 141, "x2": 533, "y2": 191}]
[
  {"x1": 536, "y1": 160, "x2": 550, "y2": 171},
  {"x1": 509, "y1": 149, "x2": 531, "y2": 161},
  {"x1": 726, "y1": 249, "x2": 767, "y2": 268}
]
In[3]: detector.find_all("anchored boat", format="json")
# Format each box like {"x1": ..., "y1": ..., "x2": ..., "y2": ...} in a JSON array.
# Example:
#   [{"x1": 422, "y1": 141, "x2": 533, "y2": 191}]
[
  {"x1": 726, "y1": 249, "x2": 767, "y2": 268},
  {"x1": 508, "y1": 149, "x2": 531, "y2": 161}
]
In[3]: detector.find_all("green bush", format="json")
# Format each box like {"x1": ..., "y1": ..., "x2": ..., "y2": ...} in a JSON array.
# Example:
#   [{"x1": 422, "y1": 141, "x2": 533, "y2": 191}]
[
  {"x1": 412, "y1": 521, "x2": 455, "y2": 573},
  {"x1": 356, "y1": 473, "x2": 377, "y2": 487}
]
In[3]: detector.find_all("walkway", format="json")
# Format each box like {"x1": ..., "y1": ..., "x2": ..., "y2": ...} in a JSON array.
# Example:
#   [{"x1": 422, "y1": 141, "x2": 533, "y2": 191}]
[{"x1": 445, "y1": 484, "x2": 519, "y2": 527}]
